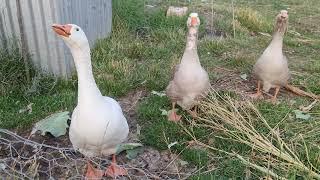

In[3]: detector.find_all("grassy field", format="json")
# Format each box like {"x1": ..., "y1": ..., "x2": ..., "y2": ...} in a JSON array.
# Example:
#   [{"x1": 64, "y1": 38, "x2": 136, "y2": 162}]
[{"x1": 1, "y1": 0, "x2": 320, "y2": 178}]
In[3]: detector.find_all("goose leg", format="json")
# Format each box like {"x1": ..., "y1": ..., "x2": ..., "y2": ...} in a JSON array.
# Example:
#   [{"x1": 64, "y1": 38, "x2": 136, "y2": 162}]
[
  {"x1": 85, "y1": 161, "x2": 103, "y2": 179},
  {"x1": 249, "y1": 80, "x2": 262, "y2": 99},
  {"x1": 168, "y1": 102, "x2": 182, "y2": 122},
  {"x1": 187, "y1": 106, "x2": 197, "y2": 118},
  {"x1": 270, "y1": 86, "x2": 280, "y2": 104},
  {"x1": 105, "y1": 154, "x2": 127, "y2": 179}
]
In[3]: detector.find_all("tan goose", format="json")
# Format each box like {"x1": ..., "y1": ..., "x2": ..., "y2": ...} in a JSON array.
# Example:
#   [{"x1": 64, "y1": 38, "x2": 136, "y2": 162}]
[
  {"x1": 251, "y1": 10, "x2": 320, "y2": 102},
  {"x1": 251, "y1": 10, "x2": 290, "y2": 103},
  {"x1": 166, "y1": 13, "x2": 210, "y2": 121},
  {"x1": 52, "y1": 24, "x2": 129, "y2": 179}
]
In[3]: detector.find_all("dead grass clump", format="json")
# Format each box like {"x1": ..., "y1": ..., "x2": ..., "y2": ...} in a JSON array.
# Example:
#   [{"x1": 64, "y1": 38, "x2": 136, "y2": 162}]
[
  {"x1": 184, "y1": 90, "x2": 320, "y2": 179},
  {"x1": 236, "y1": 8, "x2": 268, "y2": 32}
]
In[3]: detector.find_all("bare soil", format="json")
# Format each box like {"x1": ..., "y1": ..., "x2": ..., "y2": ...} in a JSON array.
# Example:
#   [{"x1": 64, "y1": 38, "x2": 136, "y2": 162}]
[
  {"x1": 0, "y1": 89, "x2": 196, "y2": 179},
  {"x1": 211, "y1": 66, "x2": 299, "y2": 102}
]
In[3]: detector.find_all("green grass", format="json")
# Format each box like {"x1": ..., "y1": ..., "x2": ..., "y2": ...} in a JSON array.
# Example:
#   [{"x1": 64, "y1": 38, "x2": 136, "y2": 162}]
[
  {"x1": 0, "y1": 47, "x2": 30, "y2": 95},
  {"x1": 137, "y1": 95, "x2": 210, "y2": 167},
  {"x1": 1, "y1": 0, "x2": 320, "y2": 178},
  {"x1": 0, "y1": 46, "x2": 73, "y2": 128}
]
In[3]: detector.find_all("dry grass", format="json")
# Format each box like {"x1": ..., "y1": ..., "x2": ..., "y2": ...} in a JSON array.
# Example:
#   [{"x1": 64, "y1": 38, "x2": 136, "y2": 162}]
[
  {"x1": 183, "y1": 90, "x2": 320, "y2": 179},
  {"x1": 236, "y1": 8, "x2": 270, "y2": 33}
]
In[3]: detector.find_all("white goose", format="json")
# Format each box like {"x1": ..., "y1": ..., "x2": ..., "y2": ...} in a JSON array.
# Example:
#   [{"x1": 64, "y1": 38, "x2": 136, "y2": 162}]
[{"x1": 52, "y1": 24, "x2": 129, "y2": 179}]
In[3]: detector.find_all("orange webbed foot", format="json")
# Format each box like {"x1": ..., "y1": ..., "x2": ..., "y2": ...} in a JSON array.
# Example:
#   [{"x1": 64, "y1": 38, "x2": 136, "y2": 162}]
[
  {"x1": 187, "y1": 109, "x2": 197, "y2": 118},
  {"x1": 105, "y1": 163, "x2": 127, "y2": 179},
  {"x1": 168, "y1": 110, "x2": 182, "y2": 122},
  {"x1": 248, "y1": 92, "x2": 263, "y2": 99},
  {"x1": 86, "y1": 161, "x2": 104, "y2": 179},
  {"x1": 104, "y1": 154, "x2": 128, "y2": 179}
]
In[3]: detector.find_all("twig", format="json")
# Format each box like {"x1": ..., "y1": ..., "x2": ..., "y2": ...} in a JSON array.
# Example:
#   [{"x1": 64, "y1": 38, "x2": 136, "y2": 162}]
[
  {"x1": 160, "y1": 131, "x2": 181, "y2": 179},
  {"x1": 0, "y1": 129, "x2": 73, "y2": 151},
  {"x1": 0, "y1": 128, "x2": 190, "y2": 179},
  {"x1": 299, "y1": 100, "x2": 318, "y2": 112},
  {"x1": 186, "y1": 91, "x2": 320, "y2": 179},
  {"x1": 232, "y1": 0, "x2": 236, "y2": 38},
  {"x1": 285, "y1": 84, "x2": 320, "y2": 99}
]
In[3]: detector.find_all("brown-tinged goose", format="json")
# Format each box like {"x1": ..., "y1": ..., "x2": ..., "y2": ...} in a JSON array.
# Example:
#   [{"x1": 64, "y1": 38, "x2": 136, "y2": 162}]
[
  {"x1": 166, "y1": 13, "x2": 210, "y2": 121},
  {"x1": 251, "y1": 10, "x2": 320, "y2": 102},
  {"x1": 251, "y1": 10, "x2": 290, "y2": 103}
]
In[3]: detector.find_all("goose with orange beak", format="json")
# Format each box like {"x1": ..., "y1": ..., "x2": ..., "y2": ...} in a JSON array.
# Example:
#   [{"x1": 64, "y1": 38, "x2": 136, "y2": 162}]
[
  {"x1": 250, "y1": 10, "x2": 320, "y2": 101},
  {"x1": 250, "y1": 10, "x2": 290, "y2": 103},
  {"x1": 52, "y1": 24, "x2": 129, "y2": 179},
  {"x1": 166, "y1": 13, "x2": 210, "y2": 121}
]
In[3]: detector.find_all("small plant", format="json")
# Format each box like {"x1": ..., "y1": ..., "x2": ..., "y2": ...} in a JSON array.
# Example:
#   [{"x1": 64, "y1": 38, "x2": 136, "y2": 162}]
[{"x1": 200, "y1": 39, "x2": 227, "y2": 56}]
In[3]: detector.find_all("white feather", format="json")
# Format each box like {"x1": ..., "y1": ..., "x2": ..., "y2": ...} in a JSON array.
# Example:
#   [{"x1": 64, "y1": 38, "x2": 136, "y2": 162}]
[{"x1": 56, "y1": 24, "x2": 129, "y2": 158}]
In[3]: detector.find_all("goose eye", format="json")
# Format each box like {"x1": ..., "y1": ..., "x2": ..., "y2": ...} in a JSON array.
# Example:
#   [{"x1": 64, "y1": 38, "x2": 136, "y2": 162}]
[{"x1": 76, "y1": 28, "x2": 79, "y2": 31}]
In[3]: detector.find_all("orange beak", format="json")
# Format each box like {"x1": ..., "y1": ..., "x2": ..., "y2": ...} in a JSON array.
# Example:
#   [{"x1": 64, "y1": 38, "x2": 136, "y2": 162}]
[
  {"x1": 52, "y1": 24, "x2": 72, "y2": 37},
  {"x1": 191, "y1": 17, "x2": 198, "y2": 26}
]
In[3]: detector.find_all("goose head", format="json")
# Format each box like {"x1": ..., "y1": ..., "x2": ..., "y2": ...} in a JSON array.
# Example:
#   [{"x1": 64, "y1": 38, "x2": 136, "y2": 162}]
[
  {"x1": 52, "y1": 24, "x2": 89, "y2": 51},
  {"x1": 187, "y1": 13, "x2": 200, "y2": 29},
  {"x1": 274, "y1": 10, "x2": 288, "y2": 34}
]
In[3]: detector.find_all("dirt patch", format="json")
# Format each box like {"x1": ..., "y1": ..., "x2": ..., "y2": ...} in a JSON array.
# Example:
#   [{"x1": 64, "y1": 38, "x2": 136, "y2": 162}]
[
  {"x1": 211, "y1": 67, "x2": 255, "y2": 98},
  {"x1": 0, "y1": 89, "x2": 196, "y2": 179},
  {"x1": 118, "y1": 88, "x2": 147, "y2": 143},
  {"x1": 210, "y1": 66, "x2": 295, "y2": 101}
]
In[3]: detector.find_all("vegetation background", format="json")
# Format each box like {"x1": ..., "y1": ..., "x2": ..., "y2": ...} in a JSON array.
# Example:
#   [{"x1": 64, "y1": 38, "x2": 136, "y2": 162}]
[{"x1": 1, "y1": 0, "x2": 320, "y2": 179}]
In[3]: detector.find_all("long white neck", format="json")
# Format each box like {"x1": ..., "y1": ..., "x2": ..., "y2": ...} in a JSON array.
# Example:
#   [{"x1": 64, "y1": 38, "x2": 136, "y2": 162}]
[
  {"x1": 182, "y1": 27, "x2": 200, "y2": 64},
  {"x1": 269, "y1": 31, "x2": 283, "y2": 50},
  {"x1": 69, "y1": 45, "x2": 102, "y2": 105},
  {"x1": 185, "y1": 27, "x2": 198, "y2": 50}
]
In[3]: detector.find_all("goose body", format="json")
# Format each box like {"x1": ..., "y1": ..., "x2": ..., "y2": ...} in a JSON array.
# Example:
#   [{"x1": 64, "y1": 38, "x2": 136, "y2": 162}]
[
  {"x1": 70, "y1": 96, "x2": 128, "y2": 157},
  {"x1": 253, "y1": 32, "x2": 289, "y2": 92},
  {"x1": 166, "y1": 13, "x2": 210, "y2": 121},
  {"x1": 52, "y1": 24, "x2": 128, "y2": 178},
  {"x1": 167, "y1": 50, "x2": 209, "y2": 110},
  {"x1": 251, "y1": 10, "x2": 289, "y2": 102}
]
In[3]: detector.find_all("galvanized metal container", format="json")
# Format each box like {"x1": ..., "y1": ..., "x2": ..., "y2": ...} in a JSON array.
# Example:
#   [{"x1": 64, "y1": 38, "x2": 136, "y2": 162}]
[{"x1": 0, "y1": 0, "x2": 112, "y2": 77}]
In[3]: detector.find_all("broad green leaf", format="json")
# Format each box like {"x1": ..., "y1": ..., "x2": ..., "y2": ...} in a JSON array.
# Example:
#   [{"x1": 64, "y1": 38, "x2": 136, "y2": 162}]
[
  {"x1": 115, "y1": 143, "x2": 143, "y2": 155},
  {"x1": 293, "y1": 110, "x2": 311, "y2": 120},
  {"x1": 31, "y1": 111, "x2": 70, "y2": 137},
  {"x1": 126, "y1": 147, "x2": 144, "y2": 159}
]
